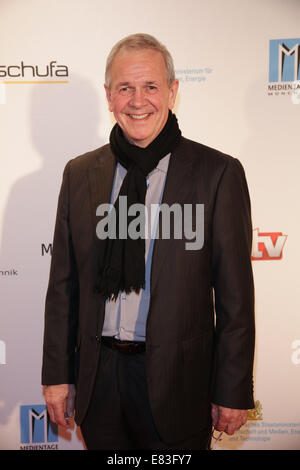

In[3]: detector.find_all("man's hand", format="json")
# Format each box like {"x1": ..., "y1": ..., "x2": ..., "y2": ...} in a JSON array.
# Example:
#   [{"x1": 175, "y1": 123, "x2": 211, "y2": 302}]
[
  {"x1": 43, "y1": 384, "x2": 76, "y2": 428},
  {"x1": 211, "y1": 403, "x2": 247, "y2": 435}
]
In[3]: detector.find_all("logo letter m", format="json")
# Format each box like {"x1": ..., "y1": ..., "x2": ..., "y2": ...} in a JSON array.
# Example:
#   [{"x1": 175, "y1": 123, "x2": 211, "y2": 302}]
[{"x1": 278, "y1": 43, "x2": 299, "y2": 81}]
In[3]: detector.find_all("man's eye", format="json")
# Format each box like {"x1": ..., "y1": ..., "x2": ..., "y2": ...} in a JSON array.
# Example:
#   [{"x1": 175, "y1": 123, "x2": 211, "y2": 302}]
[
  {"x1": 119, "y1": 87, "x2": 131, "y2": 95},
  {"x1": 147, "y1": 85, "x2": 158, "y2": 93}
]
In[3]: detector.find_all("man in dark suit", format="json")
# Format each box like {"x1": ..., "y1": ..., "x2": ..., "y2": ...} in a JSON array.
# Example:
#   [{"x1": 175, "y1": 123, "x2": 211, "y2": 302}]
[{"x1": 42, "y1": 33, "x2": 255, "y2": 450}]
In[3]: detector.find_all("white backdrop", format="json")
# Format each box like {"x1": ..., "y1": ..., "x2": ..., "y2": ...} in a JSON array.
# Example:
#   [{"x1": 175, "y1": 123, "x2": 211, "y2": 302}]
[{"x1": 0, "y1": 0, "x2": 299, "y2": 450}]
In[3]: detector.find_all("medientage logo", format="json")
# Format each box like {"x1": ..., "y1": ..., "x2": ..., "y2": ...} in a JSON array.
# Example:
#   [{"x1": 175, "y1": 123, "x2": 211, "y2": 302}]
[
  {"x1": 96, "y1": 197, "x2": 204, "y2": 251},
  {"x1": 20, "y1": 405, "x2": 59, "y2": 450},
  {"x1": 269, "y1": 39, "x2": 300, "y2": 83},
  {"x1": 268, "y1": 38, "x2": 300, "y2": 102}
]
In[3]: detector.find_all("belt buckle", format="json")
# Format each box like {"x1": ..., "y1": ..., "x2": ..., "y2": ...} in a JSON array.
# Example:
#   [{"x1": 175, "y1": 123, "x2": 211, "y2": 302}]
[
  {"x1": 116, "y1": 341, "x2": 142, "y2": 354},
  {"x1": 118, "y1": 342, "x2": 135, "y2": 354}
]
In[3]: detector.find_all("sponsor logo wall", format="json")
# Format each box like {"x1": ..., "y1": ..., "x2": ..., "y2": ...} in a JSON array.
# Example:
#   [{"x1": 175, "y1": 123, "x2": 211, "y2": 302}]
[{"x1": 0, "y1": 0, "x2": 299, "y2": 450}]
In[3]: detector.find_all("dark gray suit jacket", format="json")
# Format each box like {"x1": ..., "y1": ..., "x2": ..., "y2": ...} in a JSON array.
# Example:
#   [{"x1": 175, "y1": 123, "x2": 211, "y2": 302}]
[{"x1": 42, "y1": 136, "x2": 255, "y2": 444}]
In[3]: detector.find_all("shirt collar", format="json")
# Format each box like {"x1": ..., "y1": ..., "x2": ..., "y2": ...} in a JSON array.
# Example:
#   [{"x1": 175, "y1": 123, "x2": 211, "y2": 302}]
[{"x1": 149, "y1": 152, "x2": 171, "y2": 176}]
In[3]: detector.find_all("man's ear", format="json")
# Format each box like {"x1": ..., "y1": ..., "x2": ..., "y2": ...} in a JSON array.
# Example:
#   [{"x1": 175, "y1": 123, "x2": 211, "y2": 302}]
[
  {"x1": 168, "y1": 79, "x2": 179, "y2": 109},
  {"x1": 104, "y1": 84, "x2": 113, "y2": 112}
]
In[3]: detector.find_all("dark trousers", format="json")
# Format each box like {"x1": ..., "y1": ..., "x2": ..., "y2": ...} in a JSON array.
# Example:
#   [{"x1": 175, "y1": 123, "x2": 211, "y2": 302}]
[{"x1": 80, "y1": 343, "x2": 212, "y2": 450}]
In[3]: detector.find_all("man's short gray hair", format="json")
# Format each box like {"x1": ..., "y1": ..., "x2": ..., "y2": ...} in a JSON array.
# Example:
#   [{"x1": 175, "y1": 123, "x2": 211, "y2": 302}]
[{"x1": 105, "y1": 33, "x2": 176, "y2": 88}]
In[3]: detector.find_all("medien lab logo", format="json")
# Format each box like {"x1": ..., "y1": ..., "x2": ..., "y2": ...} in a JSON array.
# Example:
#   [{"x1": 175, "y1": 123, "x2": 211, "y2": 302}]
[
  {"x1": 252, "y1": 228, "x2": 287, "y2": 260},
  {"x1": 268, "y1": 38, "x2": 300, "y2": 103},
  {"x1": 20, "y1": 405, "x2": 58, "y2": 450}
]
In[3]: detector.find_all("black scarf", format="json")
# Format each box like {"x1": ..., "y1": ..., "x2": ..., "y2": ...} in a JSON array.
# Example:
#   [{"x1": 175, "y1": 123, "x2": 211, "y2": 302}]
[{"x1": 96, "y1": 110, "x2": 181, "y2": 300}]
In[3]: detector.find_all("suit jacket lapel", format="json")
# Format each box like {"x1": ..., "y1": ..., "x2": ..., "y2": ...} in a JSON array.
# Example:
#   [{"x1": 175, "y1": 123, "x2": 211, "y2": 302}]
[
  {"x1": 87, "y1": 145, "x2": 116, "y2": 273},
  {"x1": 150, "y1": 143, "x2": 194, "y2": 293},
  {"x1": 88, "y1": 145, "x2": 116, "y2": 228}
]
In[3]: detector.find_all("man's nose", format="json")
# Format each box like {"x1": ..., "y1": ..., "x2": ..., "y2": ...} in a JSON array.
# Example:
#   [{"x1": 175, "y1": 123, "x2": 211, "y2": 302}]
[{"x1": 129, "y1": 87, "x2": 147, "y2": 107}]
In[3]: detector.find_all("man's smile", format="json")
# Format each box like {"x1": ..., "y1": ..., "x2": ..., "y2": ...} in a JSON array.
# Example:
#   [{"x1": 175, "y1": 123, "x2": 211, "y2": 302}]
[{"x1": 128, "y1": 113, "x2": 152, "y2": 120}]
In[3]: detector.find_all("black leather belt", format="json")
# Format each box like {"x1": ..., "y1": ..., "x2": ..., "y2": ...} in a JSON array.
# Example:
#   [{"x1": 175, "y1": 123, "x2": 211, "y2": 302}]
[{"x1": 101, "y1": 336, "x2": 146, "y2": 355}]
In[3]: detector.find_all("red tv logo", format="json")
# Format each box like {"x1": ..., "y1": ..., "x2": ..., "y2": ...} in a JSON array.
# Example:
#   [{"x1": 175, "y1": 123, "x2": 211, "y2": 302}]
[{"x1": 252, "y1": 228, "x2": 287, "y2": 260}]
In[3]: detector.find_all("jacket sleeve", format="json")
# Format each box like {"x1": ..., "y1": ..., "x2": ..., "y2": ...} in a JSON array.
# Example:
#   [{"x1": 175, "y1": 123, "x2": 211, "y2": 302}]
[
  {"x1": 211, "y1": 157, "x2": 255, "y2": 410},
  {"x1": 41, "y1": 161, "x2": 79, "y2": 385}
]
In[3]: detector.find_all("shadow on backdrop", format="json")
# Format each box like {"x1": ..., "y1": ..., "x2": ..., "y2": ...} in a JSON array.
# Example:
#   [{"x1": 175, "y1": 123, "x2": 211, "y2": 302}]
[{"x1": 0, "y1": 74, "x2": 104, "y2": 448}]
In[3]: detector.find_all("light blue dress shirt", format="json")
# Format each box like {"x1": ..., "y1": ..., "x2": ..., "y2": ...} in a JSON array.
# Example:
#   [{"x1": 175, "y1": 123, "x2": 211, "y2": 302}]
[{"x1": 102, "y1": 153, "x2": 171, "y2": 341}]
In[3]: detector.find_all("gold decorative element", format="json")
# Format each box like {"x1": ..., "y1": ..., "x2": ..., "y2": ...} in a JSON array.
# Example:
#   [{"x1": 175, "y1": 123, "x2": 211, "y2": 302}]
[{"x1": 247, "y1": 400, "x2": 263, "y2": 420}]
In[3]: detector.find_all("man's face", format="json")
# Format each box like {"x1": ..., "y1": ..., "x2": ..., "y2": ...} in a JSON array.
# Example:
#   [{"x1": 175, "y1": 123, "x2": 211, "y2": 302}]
[{"x1": 105, "y1": 48, "x2": 179, "y2": 148}]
